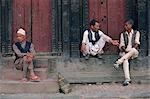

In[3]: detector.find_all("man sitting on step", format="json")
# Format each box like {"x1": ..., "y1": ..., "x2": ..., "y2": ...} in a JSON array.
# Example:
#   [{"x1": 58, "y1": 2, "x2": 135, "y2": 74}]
[
  {"x1": 114, "y1": 19, "x2": 140, "y2": 86},
  {"x1": 81, "y1": 19, "x2": 119, "y2": 60},
  {"x1": 13, "y1": 28, "x2": 40, "y2": 82}
]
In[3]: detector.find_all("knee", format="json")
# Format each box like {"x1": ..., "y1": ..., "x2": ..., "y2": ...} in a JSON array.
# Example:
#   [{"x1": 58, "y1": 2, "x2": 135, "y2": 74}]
[
  {"x1": 131, "y1": 48, "x2": 137, "y2": 52},
  {"x1": 23, "y1": 56, "x2": 28, "y2": 62}
]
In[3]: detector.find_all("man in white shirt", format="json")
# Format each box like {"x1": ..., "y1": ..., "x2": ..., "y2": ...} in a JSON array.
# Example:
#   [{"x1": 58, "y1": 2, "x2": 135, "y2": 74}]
[
  {"x1": 114, "y1": 19, "x2": 140, "y2": 86},
  {"x1": 81, "y1": 19, "x2": 119, "y2": 59}
]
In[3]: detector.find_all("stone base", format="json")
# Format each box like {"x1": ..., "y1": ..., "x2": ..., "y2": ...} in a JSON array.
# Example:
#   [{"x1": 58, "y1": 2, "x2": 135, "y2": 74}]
[
  {"x1": 0, "y1": 79, "x2": 59, "y2": 94},
  {"x1": 56, "y1": 55, "x2": 150, "y2": 84}
]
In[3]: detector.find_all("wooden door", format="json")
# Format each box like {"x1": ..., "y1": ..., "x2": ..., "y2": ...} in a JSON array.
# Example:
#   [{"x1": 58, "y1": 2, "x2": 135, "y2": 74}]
[
  {"x1": 89, "y1": 0, "x2": 126, "y2": 53},
  {"x1": 13, "y1": 0, "x2": 52, "y2": 52}
]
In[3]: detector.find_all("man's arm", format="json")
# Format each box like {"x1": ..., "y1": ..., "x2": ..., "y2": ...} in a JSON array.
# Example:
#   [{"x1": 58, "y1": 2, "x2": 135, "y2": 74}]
[
  {"x1": 27, "y1": 43, "x2": 36, "y2": 59},
  {"x1": 100, "y1": 32, "x2": 119, "y2": 46},
  {"x1": 81, "y1": 30, "x2": 88, "y2": 52},
  {"x1": 119, "y1": 33, "x2": 127, "y2": 52},
  {"x1": 133, "y1": 31, "x2": 140, "y2": 49},
  {"x1": 120, "y1": 46, "x2": 127, "y2": 52},
  {"x1": 13, "y1": 44, "x2": 27, "y2": 57},
  {"x1": 29, "y1": 43, "x2": 36, "y2": 56}
]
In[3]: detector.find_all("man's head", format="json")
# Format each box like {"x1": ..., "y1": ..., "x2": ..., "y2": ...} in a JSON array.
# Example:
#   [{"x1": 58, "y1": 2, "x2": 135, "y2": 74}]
[
  {"x1": 90, "y1": 19, "x2": 100, "y2": 32},
  {"x1": 16, "y1": 28, "x2": 26, "y2": 42},
  {"x1": 124, "y1": 19, "x2": 134, "y2": 31}
]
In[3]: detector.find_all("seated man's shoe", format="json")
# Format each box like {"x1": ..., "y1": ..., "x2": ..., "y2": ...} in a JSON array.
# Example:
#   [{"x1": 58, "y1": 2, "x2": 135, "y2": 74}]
[
  {"x1": 122, "y1": 79, "x2": 131, "y2": 86},
  {"x1": 97, "y1": 54, "x2": 102, "y2": 59},
  {"x1": 113, "y1": 63, "x2": 119, "y2": 70},
  {"x1": 84, "y1": 54, "x2": 90, "y2": 60}
]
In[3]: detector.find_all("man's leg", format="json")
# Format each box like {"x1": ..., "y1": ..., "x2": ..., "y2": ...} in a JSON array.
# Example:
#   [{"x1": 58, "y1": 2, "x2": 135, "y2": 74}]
[
  {"x1": 28, "y1": 61, "x2": 35, "y2": 77},
  {"x1": 97, "y1": 37, "x2": 106, "y2": 54},
  {"x1": 28, "y1": 60, "x2": 40, "y2": 81},
  {"x1": 22, "y1": 57, "x2": 29, "y2": 79},
  {"x1": 82, "y1": 44, "x2": 90, "y2": 59},
  {"x1": 116, "y1": 48, "x2": 138, "y2": 65},
  {"x1": 122, "y1": 59, "x2": 132, "y2": 86},
  {"x1": 123, "y1": 59, "x2": 130, "y2": 80},
  {"x1": 96, "y1": 38, "x2": 106, "y2": 58}
]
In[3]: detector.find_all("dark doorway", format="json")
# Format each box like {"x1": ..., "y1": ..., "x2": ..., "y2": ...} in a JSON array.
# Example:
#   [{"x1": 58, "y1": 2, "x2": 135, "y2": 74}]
[
  {"x1": 52, "y1": 0, "x2": 88, "y2": 58},
  {"x1": 0, "y1": 0, "x2": 13, "y2": 54}
]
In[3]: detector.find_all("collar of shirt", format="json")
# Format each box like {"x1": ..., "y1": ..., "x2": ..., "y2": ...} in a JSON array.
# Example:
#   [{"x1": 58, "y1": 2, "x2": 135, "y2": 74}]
[
  {"x1": 90, "y1": 30, "x2": 96, "y2": 41},
  {"x1": 125, "y1": 29, "x2": 134, "y2": 36},
  {"x1": 20, "y1": 41, "x2": 27, "y2": 48}
]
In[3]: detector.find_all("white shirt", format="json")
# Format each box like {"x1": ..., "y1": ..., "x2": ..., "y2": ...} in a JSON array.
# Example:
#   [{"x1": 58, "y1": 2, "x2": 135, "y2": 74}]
[
  {"x1": 82, "y1": 30, "x2": 112, "y2": 44},
  {"x1": 119, "y1": 29, "x2": 140, "y2": 52}
]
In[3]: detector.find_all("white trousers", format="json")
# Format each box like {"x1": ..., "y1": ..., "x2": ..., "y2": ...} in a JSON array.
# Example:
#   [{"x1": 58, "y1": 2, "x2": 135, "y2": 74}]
[
  {"x1": 116, "y1": 48, "x2": 139, "y2": 80},
  {"x1": 82, "y1": 37, "x2": 106, "y2": 56}
]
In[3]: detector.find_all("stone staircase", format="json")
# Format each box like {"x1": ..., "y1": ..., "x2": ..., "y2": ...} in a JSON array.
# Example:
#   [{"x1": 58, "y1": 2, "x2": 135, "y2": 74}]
[
  {"x1": 56, "y1": 55, "x2": 150, "y2": 84},
  {"x1": 0, "y1": 55, "x2": 59, "y2": 94},
  {"x1": 0, "y1": 54, "x2": 149, "y2": 94}
]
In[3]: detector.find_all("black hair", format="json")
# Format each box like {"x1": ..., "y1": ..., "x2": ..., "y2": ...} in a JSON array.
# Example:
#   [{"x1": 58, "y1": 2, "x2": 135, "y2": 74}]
[
  {"x1": 126, "y1": 19, "x2": 134, "y2": 26},
  {"x1": 90, "y1": 19, "x2": 99, "y2": 26}
]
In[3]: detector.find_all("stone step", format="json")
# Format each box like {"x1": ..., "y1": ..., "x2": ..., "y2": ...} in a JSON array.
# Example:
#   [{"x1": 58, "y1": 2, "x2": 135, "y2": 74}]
[
  {"x1": 0, "y1": 68, "x2": 49, "y2": 80},
  {"x1": 1, "y1": 56, "x2": 57, "y2": 72},
  {"x1": 56, "y1": 56, "x2": 150, "y2": 83},
  {"x1": 61, "y1": 71, "x2": 150, "y2": 84},
  {"x1": 34, "y1": 68, "x2": 48, "y2": 80},
  {"x1": 0, "y1": 68, "x2": 23, "y2": 80},
  {"x1": 0, "y1": 78, "x2": 59, "y2": 94}
]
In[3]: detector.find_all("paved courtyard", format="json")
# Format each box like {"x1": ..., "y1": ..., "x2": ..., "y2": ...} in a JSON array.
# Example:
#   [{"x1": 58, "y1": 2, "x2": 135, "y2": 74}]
[{"x1": 0, "y1": 83, "x2": 149, "y2": 99}]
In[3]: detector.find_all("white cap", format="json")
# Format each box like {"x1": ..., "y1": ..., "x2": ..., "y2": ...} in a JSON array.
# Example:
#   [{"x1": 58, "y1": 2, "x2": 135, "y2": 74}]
[{"x1": 17, "y1": 28, "x2": 26, "y2": 36}]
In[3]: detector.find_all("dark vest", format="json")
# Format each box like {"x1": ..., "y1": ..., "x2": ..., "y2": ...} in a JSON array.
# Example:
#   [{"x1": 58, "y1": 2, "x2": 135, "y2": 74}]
[
  {"x1": 123, "y1": 30, "x2": 137, "y2": 48},
  {"x1": 88, "y1": 29, "x2": 101, "y2": 45},
  {"x1": 14, "y1": 41, "x2": 31, "y2": 60}
]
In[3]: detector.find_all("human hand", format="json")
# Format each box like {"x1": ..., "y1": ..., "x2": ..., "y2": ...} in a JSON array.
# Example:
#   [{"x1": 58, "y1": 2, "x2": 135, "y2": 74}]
[
  {"x1": 27, "y1": 53, "x2": 34, "y2": 58},
  {"x1": 112, "y1": 40, "x2": 119, "y2": 46},
  {"x1": 26, "y1": 56, "x2": 33, "y2": 63},
  {"x1": 26, "y1": 53, "x2": 34, "y2": 62},
  {"x1": 80, "y1": 43, "x2": 86, "y2": 52}
]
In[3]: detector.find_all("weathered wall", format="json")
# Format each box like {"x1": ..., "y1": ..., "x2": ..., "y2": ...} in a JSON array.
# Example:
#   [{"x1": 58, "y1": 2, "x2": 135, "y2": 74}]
[{"x1": 0, "y1": 0, "x2": 149, "y2": 57}]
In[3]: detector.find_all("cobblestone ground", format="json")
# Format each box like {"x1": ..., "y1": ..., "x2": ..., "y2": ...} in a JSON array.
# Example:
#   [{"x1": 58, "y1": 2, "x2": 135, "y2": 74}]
[
  {"x1": 71, "y1": 83, "x2": 150, "y2": 99},
  {"x1": 0, "y1": 83, "x2": 149, "y2": 99}
]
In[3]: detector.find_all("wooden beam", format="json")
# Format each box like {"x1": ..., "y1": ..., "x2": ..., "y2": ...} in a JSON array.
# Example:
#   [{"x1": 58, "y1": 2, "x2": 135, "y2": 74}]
[{"x1": 148, "y1": 0, "x2": 150, "y2": 56}]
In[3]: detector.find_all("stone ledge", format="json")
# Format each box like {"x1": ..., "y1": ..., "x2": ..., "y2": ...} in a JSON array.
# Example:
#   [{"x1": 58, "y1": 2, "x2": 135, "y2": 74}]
[{"x1": 0, "y1": 79, "x2": 59, "y2": 94}]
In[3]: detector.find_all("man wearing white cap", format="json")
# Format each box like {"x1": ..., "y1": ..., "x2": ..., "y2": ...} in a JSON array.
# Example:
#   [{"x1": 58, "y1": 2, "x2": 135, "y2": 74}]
[{"x1": 13, "y1": 28, "x2": 40, "y2": 82}]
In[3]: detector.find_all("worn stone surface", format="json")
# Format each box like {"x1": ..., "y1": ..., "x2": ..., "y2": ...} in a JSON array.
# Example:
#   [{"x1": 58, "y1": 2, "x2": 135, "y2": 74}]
[
  {"x1": 0, "y1": 84, "x2": 149, "y2": 99},
  {"x1": 56, "y1": 55, "x2": 149, "y2": 83},
  {"x1": 0, "y1": 79, "x2": 59, "y2": 94}
]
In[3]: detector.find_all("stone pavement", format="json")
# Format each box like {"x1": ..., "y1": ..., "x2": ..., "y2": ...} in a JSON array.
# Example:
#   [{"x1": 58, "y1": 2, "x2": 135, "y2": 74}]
[{"x1": 0, "y1": 83, "x2": 149, "y2": 99}]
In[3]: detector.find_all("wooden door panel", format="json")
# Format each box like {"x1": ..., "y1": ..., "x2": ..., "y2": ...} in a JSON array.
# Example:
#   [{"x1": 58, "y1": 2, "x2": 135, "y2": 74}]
[
  {"x1": 13, "y1": 0, "x2": 32, "y2": 41},
  {"x1": 89, "y1": 0, "x2": 126, "y2": 53},
  {"x1": 13, "y1": 0, "x2": 52, "y2": 52},
  {"x1": 32, "y1": 0, "x2": 52, "y2": 52},
  {"x1": 99, "y1": 0, "x2": 107, "y2": 34},
  {"x1": 106, "y1": 0, "x2": 125, "y2": 53}
]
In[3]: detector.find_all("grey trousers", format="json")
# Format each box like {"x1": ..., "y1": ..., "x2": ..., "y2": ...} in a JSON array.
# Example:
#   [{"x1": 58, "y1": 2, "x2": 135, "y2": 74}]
[{"x1": 14, "y1": 57, "x2": 34, "y2": 78}]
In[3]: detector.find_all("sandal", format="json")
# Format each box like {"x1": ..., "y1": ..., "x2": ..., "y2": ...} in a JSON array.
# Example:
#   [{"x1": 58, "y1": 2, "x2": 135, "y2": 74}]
[{"x1": 29, "y1": 76, "x2": 40, "y2": 82}]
